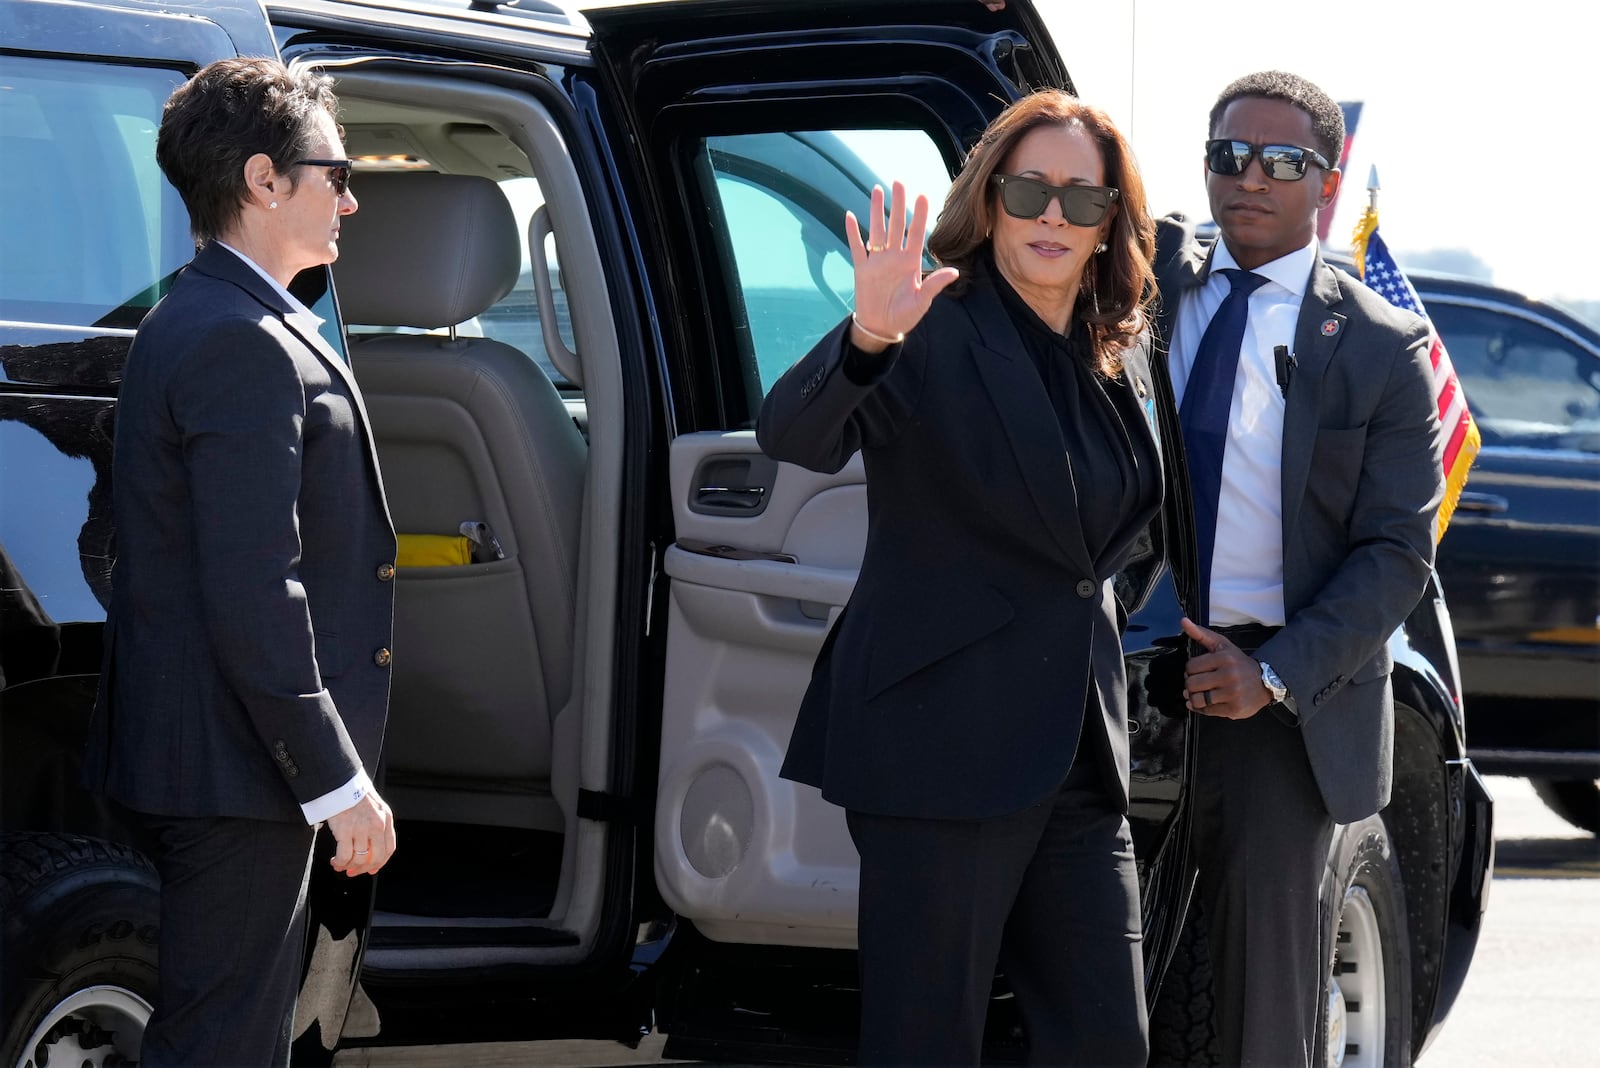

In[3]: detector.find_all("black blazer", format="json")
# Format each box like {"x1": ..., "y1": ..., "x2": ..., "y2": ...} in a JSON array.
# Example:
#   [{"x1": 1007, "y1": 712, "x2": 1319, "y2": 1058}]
[
  {"x1": 758, "y1": 276, "x2": 1167, "y2": 821},
  {"x1": 85, "y1": 243, "x2": 397, "y2": 823}
]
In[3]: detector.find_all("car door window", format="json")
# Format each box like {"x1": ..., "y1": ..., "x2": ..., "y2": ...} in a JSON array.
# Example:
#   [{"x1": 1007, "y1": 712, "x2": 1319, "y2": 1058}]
[
  {"x1": 1430, "y1": 303, "x2": 1600, "y2": 452},
  {"x1": 0, "y1": 55, "x2": 189, "y2": 333},
  {"x1": 700, "y1": 129, "x2": 952, "y2": 400}
]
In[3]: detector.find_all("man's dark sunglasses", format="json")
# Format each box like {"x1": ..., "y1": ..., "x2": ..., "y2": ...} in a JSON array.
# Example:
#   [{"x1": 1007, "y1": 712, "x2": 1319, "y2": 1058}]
[
  {"x1": 295, "y1": 158, "x2": 354, "y2": 196},
  {"x1": 1205, "y1": 140, "x2": 1331, "y2": 182},
  {"x1": 990, "y1": 174, "x2": 1119, "y2": 226}
]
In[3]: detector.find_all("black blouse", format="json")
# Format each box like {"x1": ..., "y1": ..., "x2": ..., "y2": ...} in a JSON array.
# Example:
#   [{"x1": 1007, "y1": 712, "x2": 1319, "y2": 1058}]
[
  {"x1": 988, "y1": 258, "x2": 1146, "y2": 568},
  {"x1": 841, "y1": 262, "x2": 1154, "y2": 570}
]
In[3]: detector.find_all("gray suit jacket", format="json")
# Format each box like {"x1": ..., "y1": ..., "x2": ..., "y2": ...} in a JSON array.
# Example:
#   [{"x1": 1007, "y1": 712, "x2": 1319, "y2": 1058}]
[
  {"x1": 1155, "y1": 216, "x2": 1445, "y2": 822},
  {"x1": 85, "y1": 243, "x2": 396, "y2": 823}
]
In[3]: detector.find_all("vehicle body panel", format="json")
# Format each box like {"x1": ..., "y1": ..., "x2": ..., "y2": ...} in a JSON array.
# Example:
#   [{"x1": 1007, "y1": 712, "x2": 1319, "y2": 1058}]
[
  {"x1": 0, "y1": 1, "x2": 1494, "y2": 1062},
  {"x1": 1418, "y1": 278, "x2": 1600, "y2": 778}
]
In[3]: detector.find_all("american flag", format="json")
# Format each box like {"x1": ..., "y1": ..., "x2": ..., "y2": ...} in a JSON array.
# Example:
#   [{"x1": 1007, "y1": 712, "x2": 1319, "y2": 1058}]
[{"x1": 1351, "y1": 206, "x2": 1480, "y2": 539}]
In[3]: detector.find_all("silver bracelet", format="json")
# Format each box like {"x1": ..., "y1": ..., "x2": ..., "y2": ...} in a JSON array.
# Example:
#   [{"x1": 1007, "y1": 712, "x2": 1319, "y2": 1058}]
[{"x1": 850, "y1": 312, "x2": 905, "y2": 346}]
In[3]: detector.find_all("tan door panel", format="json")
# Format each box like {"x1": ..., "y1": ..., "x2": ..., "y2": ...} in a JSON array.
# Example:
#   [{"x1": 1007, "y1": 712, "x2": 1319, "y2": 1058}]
[{"x1": 657, "y1": 431, "x2": 866, "y2": 947}]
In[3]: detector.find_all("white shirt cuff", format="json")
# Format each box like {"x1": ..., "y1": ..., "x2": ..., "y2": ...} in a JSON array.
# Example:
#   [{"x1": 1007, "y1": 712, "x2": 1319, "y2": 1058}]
[{"x1": 300, "y1": 768, "x2": 372, "y2": 825}]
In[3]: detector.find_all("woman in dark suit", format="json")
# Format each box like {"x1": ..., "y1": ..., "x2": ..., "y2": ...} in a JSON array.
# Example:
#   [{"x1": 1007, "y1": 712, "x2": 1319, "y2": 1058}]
[
  {"x1": 758, "y1": 91, "x2": 1166, "y2": 1066},
  {"x1": 85, "y1": 58, "x2": 396, "y2": 1066}
]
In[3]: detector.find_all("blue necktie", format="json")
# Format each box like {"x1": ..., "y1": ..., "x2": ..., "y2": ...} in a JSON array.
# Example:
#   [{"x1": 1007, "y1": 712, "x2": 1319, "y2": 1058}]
[{"x1": 1180, "y1": 268, "x2": 1267, "y2": 624}]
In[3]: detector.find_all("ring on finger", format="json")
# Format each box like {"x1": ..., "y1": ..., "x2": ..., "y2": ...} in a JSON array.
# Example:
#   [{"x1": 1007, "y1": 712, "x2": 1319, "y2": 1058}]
[
  {"x1": 354, "y1": 848, "x2": 370, "y2": 856},
  {"x1": 867, "y1": 242, "x2": 888, "y2": 253}
]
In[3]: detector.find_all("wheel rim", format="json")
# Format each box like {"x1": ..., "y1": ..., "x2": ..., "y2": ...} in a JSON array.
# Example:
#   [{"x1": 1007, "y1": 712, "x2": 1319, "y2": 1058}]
[
  {"x1": 17, "y1": 985, "x2": 151, "y2": 1068},
  {"x1": 1327, "y1": 885, "x2": 1386, "y2": 1068}
]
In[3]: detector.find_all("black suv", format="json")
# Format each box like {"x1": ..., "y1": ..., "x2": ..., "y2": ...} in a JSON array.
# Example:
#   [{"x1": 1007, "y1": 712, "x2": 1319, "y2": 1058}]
[
  {"x1": 0, "y1": 2, "x2": 1492, "y2": 1067},
  {"x1": 1417, "y1": 275, "x2": 1600, "y2": 833}
]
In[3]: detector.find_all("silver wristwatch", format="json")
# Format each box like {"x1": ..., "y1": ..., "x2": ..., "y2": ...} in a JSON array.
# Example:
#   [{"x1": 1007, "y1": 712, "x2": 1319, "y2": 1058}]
[{"x1": 1258, "y1": 660, "x2": 1289, "y2": 704}]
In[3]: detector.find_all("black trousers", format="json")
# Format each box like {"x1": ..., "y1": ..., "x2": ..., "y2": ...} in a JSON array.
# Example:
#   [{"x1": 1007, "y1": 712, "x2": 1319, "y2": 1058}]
[
  {"x1": 1193, "y1": 709, "x2": 1335, "y2": 1068},
  {"x1": 132, "y1": 809, "x2": 318, "y2": 1068},
  {"x1": 846, "y1": 749, "x2": 1148, "y2": 1067}
]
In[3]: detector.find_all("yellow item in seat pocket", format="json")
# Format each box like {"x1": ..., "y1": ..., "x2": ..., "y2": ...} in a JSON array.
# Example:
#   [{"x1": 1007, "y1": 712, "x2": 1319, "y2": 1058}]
[{"x1": 395, "y1": 533, "x2": 473, "y2": 567}]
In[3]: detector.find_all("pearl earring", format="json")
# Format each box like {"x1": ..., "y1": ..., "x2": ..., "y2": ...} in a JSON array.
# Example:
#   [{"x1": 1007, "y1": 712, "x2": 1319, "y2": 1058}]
[
  {"x1": 269, "y1": 201, "x2": 278, "y2": 209},
  {"x1": 1095, "y1": 241, "x2": 1107, "y2": 253}
]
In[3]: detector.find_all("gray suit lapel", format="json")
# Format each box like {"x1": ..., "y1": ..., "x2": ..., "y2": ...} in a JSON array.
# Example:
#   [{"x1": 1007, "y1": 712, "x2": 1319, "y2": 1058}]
[
  {"x1": 1154, "y1": 241, "x2": 1211, "y2": 357},
  {"x1": 1280, "y1": 257, "x2": 1349, "y2": 545}
]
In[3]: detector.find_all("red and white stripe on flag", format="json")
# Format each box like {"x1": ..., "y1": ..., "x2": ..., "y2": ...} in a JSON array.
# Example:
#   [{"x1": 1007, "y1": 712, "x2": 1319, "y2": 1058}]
[{"x1": 1350, "y1": 206, "x2": 1480, "y2": 539}]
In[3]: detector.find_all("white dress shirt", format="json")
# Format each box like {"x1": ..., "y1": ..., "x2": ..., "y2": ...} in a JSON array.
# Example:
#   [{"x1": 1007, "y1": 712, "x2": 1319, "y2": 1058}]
[
  {"x1": 214, "y1": 241, "x2": 371, "y2": 825},
  {"x1": 1169, "y1": 238, "x2": 1317, "y2": 627}
]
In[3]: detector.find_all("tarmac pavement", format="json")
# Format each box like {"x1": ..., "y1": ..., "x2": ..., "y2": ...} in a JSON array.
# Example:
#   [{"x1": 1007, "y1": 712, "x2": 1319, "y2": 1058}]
[{"x1": 333, "y1": 776, "x2": 1599, "y2": 1068}]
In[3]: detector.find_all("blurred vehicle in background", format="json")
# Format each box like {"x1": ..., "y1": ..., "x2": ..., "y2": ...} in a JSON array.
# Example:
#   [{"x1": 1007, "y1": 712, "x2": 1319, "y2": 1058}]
[{"x1": 1417, "y1": 275, "x2": 1600, "y2": 834}]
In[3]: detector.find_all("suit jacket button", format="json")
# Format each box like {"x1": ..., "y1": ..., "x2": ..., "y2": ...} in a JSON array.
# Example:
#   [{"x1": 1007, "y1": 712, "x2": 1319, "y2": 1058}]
[
  {"x1": 373, "y1": 647, "x2": 392, "y2": 668},
  {"x1": 377, "y1": 562, "x2": 396, "y2": 582},
  {"x1": 1075, "y1": 579, "x2": 1096, "y2": 599}
]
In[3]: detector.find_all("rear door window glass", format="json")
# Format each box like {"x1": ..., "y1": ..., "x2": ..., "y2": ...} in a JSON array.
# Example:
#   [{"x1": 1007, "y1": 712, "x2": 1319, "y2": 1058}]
[
  {"x1": 700, "y1": 129, "x2": 951, "y2": 399},
  {"x1": 0, "y1": 56, "x2": 190, "y2": 330},
  {"x1": 1430, "y1": 302, "x2": 1600, "y2": 453}
]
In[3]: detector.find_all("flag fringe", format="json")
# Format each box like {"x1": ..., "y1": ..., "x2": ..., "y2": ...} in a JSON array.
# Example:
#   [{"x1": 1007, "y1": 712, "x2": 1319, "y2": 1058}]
[
  {"x1": 1351, "y1": 206, "x2": 1379, "y2": 277},
  {"x1": 1437, "y1": 420, "x2": 1482, "y2": 537}
]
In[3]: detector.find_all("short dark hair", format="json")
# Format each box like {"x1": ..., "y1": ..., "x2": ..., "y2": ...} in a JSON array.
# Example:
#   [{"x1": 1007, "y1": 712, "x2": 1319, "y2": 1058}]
[
  {"x1": 1208, "y1": 70, "x2": 1344, "y2": 169},
  {"x1": 156, "y1": 58, "x2": 341, "y2": 243}
]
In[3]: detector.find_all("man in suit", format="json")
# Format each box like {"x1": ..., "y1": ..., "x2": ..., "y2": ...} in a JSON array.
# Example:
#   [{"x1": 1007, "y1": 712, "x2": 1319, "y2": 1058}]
[
  {"x1": 1155, "y1": 71, "x2": 1445, "y2": 1066},
  {"x1": 83, "y1": 58, "x2": 397, "y2": 1066}
]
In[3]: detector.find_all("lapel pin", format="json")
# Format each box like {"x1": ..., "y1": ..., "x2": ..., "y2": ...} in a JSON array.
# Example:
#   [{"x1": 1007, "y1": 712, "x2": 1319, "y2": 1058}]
[
  {"x1": 1135, "y1": 378, "x2": 1149, "y2": 399},
  {"x1": 1321, "y1": 318, "x2": 1340, "y2": 336}
]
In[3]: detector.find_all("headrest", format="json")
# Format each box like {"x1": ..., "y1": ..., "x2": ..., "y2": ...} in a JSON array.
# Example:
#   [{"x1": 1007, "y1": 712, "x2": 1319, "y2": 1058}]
[{"x1": 334, "y1": 172, "x2": 521, "y2": 329}]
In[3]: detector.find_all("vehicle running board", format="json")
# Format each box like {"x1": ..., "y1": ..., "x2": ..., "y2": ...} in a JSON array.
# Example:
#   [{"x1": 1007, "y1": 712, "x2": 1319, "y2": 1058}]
[{"x1": 367, "y1": 923, "x2": 579, "y2": 949}]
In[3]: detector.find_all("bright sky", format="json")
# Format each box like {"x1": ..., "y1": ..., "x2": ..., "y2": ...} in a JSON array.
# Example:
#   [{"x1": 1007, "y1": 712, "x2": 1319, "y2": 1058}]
[{"x1": 1042, "y1": 0, "x2": 1600, "y2": 308}]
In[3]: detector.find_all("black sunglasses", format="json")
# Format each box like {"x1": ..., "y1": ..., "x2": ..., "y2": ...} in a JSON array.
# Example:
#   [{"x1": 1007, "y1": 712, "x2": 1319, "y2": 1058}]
[
  {"x1": 990, "y1": 174, "x2": 1119, "y2": 226},
  {"x1": 1205, "y1": 140, "x2": 1331, "y2": 182},
  {"x1": 294, "y1": 158, "x2": 354, "y2": 196}
]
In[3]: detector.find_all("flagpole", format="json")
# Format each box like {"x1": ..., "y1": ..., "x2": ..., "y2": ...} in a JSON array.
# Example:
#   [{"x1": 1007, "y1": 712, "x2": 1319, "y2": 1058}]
[{"x1": 1367, "y1": 165, "x2": 1380, "y2": 213}]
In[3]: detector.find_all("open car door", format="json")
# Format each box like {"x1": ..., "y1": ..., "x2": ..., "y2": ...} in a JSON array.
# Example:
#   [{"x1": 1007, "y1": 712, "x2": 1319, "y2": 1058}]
[{"x1": 587, "y1": 0, "x2": 1198, "y2": 1004}]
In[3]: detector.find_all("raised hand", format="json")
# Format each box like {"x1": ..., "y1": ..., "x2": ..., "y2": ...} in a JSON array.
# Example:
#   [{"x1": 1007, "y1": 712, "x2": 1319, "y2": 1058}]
[{"x1": 845, "y1": 181, "x2": 961, "y2": 353}]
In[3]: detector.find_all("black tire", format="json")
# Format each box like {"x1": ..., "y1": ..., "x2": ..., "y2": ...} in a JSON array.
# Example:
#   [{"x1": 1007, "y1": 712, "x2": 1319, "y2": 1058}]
[
  {"x1": 0, "y1": 831, "x2": 159, "y2": 1068},
  {"x1": 1530, "y1": 777, "x2": 1600, "y2": 835},
  {"x1": 1146, "y1": 896, "x2": 1220, "y2": 1066},
  {"x1": 1148, "y1": 815, "x2": 1414, "y2": 1068},
  {"x1": 1324, "y1": 815, "x2": 1412, "y2": 1068}
]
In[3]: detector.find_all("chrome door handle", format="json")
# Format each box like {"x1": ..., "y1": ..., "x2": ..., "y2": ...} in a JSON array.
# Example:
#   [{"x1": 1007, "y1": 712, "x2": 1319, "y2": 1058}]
[
  {"x1": 695, "y1": 485, "x2": 766, "y2": 509},
  {"x1": 1456, "y1": 491, "x2": 1508, "y2": 515}
]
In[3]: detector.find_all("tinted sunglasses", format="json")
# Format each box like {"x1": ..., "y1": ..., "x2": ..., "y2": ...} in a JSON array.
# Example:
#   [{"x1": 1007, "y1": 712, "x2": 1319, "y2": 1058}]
[
  {"x1": 990, "y1": 174, "x2": 1119, "y2": 226},
  {"x1": 1205, "y1": 140, "x2": 1331, "y2": 182},
  {"x1": 295, "y1": 158, "x2": 354, "y2": 196}
]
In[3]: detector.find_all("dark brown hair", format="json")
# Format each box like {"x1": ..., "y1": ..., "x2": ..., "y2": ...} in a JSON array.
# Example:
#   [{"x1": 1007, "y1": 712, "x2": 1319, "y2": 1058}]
[
  {"x1": 156, "y1": 58, "x2": 340, "y2": 243},
  {"x1": 928, "y1": 90, "x2": 1155, "y2": 376}
]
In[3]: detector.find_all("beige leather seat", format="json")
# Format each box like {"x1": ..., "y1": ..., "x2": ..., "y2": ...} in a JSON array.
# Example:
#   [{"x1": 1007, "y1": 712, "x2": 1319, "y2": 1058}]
[{"x1": 333, "y1": 172, "x2": 585, "y2": 828}]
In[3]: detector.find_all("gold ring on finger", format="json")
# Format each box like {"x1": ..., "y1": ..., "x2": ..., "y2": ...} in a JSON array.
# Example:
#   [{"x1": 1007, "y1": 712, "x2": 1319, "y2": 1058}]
[{"x1": 867, "y1": 243, "x2": 887, "y2": 253}]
